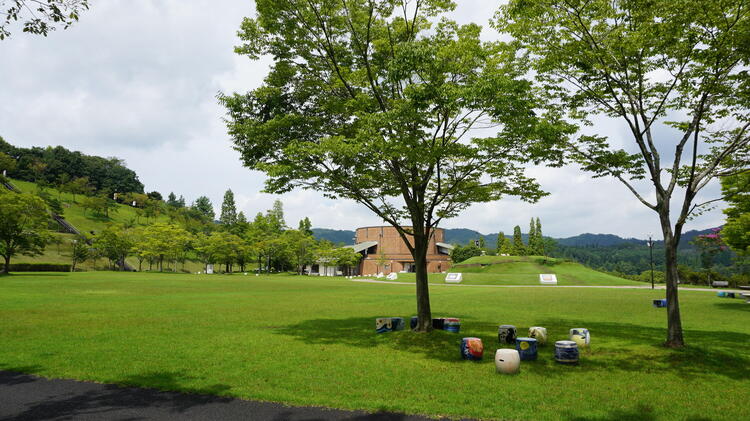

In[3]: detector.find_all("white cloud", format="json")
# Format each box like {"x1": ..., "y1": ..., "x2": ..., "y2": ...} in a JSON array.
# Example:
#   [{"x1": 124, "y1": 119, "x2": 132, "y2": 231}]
[{"x1": 0, "y1": 0, "x2": 729, "y2": 239}]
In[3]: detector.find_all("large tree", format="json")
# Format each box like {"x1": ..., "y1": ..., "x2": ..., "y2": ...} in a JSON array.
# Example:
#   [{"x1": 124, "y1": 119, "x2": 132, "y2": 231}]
[
  {"x1": 498, "y1": 0, "x2": 750, "y2": 347},
  {"x1": 1, "y1": 0, "x2": 88, "y2": 40},
  {"x1": 222, "y1": 0, "x2": 568, "y2": 331},
  {"x1": 0, "y1": 190, "x2": 50, "y2": 273}
]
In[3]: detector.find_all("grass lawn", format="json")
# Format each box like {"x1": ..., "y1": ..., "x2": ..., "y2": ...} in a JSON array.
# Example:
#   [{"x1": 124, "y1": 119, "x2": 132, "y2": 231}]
[
  {"x1": 1, "y1": 272, "x2": 748, "y2": 420},
  {"x1": 394, "y1": 256, "x2": 643, "y2": 286}
]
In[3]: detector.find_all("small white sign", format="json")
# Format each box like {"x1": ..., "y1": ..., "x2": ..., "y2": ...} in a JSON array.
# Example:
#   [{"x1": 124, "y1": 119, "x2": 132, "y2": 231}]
[
  {"x1": 445, "y1": 273, "x2": 463, "y2": 283},
  {"x1": 386, "y1": 273, "x2": 398, "y2": 280},
  {"x1": 206, "y1": 264, "x2": 214, "y2": 275},
  {"x1": 539, "y1": 274, "x2": 557, "y2": 285}
]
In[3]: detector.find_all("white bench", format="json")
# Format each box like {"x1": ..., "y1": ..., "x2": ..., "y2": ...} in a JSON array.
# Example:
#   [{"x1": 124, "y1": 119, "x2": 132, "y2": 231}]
[{"x1": 742, "y1": 293, "x2": 750, "y2": 304}]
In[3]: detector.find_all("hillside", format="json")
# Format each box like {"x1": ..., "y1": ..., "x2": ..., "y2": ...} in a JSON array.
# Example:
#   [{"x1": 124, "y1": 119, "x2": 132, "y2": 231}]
[
  {"x1": 8, "y1": 178, "x2": 169, "y2": 235},
  {"x1": 395, "y1": 255, "x2": 643, "y2": 286},
  {"x1": 4, "y1": 178, "x2": 207, "y2": 272}
]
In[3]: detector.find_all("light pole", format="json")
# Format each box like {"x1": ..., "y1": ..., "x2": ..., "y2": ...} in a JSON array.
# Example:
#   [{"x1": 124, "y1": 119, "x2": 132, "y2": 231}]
[{"x1": 646, "y1": 235, "x2": 655, "y2": 290}]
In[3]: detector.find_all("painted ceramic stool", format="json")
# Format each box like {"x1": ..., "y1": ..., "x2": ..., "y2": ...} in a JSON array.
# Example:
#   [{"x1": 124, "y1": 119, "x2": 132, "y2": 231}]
[
  {"x1": 528, "y1": 326, "x2": 547, "y2": 345},
  {"x1": 555, "y1": 340, "x2": 579, "y2": 364},
  {"x1": 569, "y1": 328, "x2": 590, "y2": 347},
  {"x1": 375, "y1": 317, "x2": 405, "y2": 333},
  {"x1": 652, "y1": 299, "x2": 667, "y2": 308},
  {"x1": 495, "y1": 349, "x2": 521, "y2": 374},
  {"x1": 460, "y1": 337, "x2": 484, "y2": 361},
  {"x1": 515, "y1": 337, "x2": 538, "y2": 361},
  {"x1": 498, "y1": 325, "x2": 517, "y2": 344},
  {"x1": 444, "y1": 318, "x2": 461, "y2": 333}
]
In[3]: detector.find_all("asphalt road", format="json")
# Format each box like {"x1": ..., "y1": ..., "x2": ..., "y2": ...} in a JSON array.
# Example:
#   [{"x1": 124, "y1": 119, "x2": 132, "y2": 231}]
[{"x1": 0, "y1": 371, "x2": 446, "y2": 421}]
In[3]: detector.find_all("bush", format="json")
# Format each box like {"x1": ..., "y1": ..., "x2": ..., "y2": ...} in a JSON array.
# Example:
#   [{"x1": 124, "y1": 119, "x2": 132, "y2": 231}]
[{"x1": 7, "y1": 263, "x2": 71, "y2": 272}]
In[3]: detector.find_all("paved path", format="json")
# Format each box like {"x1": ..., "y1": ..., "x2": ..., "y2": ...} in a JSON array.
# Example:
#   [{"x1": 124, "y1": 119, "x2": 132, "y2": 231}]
[
  {"x1": 0, "y1": 371, "x2": 445, "y2": 421},
  {"x1": 350, "y1": 278, "x2": 743, "y2": 293}
]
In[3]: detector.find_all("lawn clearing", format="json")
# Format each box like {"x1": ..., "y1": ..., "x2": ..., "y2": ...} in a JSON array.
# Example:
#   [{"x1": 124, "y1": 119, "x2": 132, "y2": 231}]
[{"x1": 1, "y1": 272, "x2": 748, "y2": 420}]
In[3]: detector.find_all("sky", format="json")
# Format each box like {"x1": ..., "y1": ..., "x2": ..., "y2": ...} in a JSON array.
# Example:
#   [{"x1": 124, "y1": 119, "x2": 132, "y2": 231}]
[{"x1": 0, "y1": 0, "x2": 729, "y2": 239}]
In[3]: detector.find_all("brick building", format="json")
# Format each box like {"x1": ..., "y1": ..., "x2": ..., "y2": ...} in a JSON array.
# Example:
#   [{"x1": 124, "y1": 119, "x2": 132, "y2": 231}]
[{"x1": 347, "y1": 226, "x2": 453, "y2": 275}]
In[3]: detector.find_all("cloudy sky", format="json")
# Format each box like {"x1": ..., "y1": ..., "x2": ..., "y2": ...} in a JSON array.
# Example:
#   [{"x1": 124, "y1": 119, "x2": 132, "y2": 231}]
[{"x1": 0, "y1": 0, "x2": 728, "y2": 239}]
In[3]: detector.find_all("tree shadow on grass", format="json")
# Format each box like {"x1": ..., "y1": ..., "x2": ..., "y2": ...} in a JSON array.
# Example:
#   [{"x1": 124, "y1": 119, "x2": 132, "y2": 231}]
[
  {"x1": 273, "y1": 316, "x2": 750, "y2": 380},
  {"x1": 273, "y1": 316, "x2": 482, "y2": 363},
  {"x1": 533, "y1": 318, "x2": 750, "y2": 381},
  {"x1": 562, "y1": 403, "x2": 712, "y2": 421},
  {"x1": 712, "y1": 301, "x2": 750, "y2": 311}
]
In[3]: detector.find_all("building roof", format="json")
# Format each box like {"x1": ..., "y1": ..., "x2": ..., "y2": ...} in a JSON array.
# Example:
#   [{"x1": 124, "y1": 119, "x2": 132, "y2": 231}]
[
  {"x1": 436, "y1": 242, "x2": 454, "y2": 250},
  {"x1": 345, "y1": 241, "x2": 378, "y2": 253}
]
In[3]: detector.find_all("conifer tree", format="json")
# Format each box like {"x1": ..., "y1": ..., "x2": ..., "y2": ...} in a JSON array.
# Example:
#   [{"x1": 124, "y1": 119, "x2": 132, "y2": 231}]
[
  {"x1": 528, "y1": 218, "x2": 537, "y2": 255},
  {"x1": 220, "y1": 189, "x2": 238, "y2": 226},
  {"x1": 496, "y1": 231, "x2": 505, "y2": 252},
  {"x1": 298, "y1": 217, "x2": 313, "y2": 237},
  {"x1": 512, "y1": 225, "x2": 525, "y2": 256},
  {"x1": 536, "y1": 217, "x2": 544, "y2": 256}
]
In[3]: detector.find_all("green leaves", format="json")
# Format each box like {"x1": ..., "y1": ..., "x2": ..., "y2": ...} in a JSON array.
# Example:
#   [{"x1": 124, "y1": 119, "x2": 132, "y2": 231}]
[
  {"x1": 223, "y1": 0, "x2": 568, "y2": 236},
  {"x1": 0, "y1": 190, "x2": 51, "y2": 271}
]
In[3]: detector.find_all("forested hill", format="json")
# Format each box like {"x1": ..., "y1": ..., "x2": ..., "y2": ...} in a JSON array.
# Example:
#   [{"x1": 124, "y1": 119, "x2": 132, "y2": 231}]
[
  {"x1": 0, "y1": 137, "x2": 144, "y2": 194},
  {"x1": 311, "y1": 227, "x2": 716, "y2": 247},
  {"x1": 312, "y1": 226, "x2": 733, "y2": 275}
]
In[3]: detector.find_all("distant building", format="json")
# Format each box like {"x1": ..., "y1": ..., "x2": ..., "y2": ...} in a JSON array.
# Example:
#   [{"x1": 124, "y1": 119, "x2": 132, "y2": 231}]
[{"x1": 348, "y1": 226, "x2": 452, "y2": 275}]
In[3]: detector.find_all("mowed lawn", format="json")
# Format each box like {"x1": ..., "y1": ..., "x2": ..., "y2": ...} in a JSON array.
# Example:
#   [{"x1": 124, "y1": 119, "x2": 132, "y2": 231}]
[{"x1": 0, "y1": 273, "x2": 748, "y2": 420}]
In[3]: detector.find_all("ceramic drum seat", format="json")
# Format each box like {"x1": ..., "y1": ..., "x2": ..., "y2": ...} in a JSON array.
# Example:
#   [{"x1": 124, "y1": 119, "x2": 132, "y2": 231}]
[
  {"x1": 495, "y1": 349, "x2": 521, "y2": 374},
  {"x1": 461, "y1": 337, "x2": 484, "y2": 361}
]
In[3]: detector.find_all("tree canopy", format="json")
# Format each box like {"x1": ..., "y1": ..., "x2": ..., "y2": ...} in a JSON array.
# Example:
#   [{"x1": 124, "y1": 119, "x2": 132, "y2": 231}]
[
  {"x1": 221, "y1": 0, "x2": 570, "y2": 331},
  {"x1": 497, "y1": 0, "x2": 750, "y2": 347}
]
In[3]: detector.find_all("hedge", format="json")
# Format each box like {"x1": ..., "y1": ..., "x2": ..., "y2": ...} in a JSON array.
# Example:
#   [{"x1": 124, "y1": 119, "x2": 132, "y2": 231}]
[{"x1": 6, "y1": 263, "x2": 72, "y2": 272}]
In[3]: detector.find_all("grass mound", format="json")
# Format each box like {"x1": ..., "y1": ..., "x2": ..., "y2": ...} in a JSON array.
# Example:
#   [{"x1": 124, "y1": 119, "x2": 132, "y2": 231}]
[{"x1": 395, "y1": 256, "x2": 642, "y2": 286}]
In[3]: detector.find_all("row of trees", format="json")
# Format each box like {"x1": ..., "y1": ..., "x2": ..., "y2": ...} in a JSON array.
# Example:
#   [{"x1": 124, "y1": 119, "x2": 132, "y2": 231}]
[{"x1": 82, "y1": 198, "x2": 361, "y2": 275}]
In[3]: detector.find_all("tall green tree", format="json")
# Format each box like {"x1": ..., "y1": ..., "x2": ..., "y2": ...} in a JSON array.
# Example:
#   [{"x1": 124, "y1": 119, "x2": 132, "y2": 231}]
[
  {"x1": 192, "y1": 196, "x2": 215, "y2": 221},
  {"x1": 498, "y1": 0, "x2": 750, "y2": 347},
  {"x1": 512, "y1": 225, "x2": 525, "y2": 256},
  {"x1": 298, "y1": 217, "x2": 313, "y2": 237},
  {"x1": 70, "y1": 236, "x2": 89, "y2": 272},
  {"x1": 221, "y1": 0, "x2": 568, "y2": 331},
  {"x1": 220, "y1": 189, "x2": 238, "y2": 226},
  {"x1": 535, "y1": 217, "x2": 545, "y2": 256},
  {"x1": 528, "y1": 218, "x2": 538, "y2": 255},
  {"x1": 0, "y1": 191, "x2": 50, "y2": 273},
  {"x1": 1, "y1": 0, "x2": 89, "y2": 40},
  {"x1": 496, "y1": 231, "x2": 506, "y2": 253}
]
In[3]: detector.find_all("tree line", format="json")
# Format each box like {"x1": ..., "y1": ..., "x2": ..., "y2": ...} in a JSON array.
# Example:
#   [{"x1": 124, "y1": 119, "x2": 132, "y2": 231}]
[
  {"x1": 0, "y1": 137, "x2": 144, "y2": 196},
  {"x1": 451, "y1": 217, "x2": 551, "y2": 263}
]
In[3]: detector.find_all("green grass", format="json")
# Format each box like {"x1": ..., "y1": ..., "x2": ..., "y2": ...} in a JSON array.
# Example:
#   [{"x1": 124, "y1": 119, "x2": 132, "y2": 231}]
[
  {"x1": 391, "y1": 256, "x2": 643, "y2": 286},
  {"x1": 1, "y1": 272, "x2": 748, "y2": 420}
]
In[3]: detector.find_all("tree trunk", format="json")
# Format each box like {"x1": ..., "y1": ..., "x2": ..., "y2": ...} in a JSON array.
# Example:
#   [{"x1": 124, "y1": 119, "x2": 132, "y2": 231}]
[
  {"x1": 412, "y1": 231, "x2": 432, "y2": 332},
  {"x1": 3, "y1": 255, "x2": 10, "y2": 274},
  {"x1": 661, "y1": 220, "x2": 685, "y2": 348}
]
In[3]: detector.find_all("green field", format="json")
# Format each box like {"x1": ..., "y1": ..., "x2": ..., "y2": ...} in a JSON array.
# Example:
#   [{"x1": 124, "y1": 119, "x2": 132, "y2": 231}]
[
  {"x1": 1, "y1": 272, "x2": 747, "y2": 420},
  {"x1": 393, "y1": 256, "x2": 643, "y2": 286}
]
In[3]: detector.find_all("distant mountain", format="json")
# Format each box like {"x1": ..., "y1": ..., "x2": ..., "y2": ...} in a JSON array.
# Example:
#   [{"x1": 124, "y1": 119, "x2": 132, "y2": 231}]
[
  {"x1": 311, "y1": 228, "x2": 355, "y2": 245},
  {"x1": 313, "y1": 226, "x2": 722, "y2": 249},
  {"x1": 557, "y1": 233, "x2": 643, "y2": 247}
]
